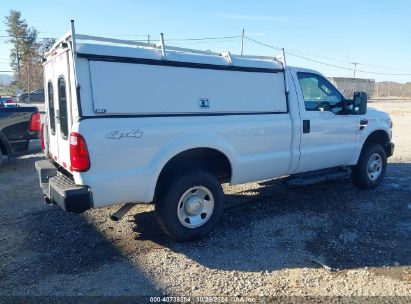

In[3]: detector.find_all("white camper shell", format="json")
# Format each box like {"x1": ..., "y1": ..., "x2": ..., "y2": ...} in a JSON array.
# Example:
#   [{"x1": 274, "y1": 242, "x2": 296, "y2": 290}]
[{"x1": 36, "y1": 22, "x2": 394, "y2": 241}]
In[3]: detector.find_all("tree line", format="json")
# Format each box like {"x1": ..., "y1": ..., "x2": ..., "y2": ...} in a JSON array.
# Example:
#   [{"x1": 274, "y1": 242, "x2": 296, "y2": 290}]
[{"x1": 4, "y1": 10, "x2": 55, "y2": 94}]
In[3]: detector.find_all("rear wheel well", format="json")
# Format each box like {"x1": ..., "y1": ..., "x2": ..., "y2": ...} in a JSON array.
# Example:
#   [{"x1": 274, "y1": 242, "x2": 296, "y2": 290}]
[
  {"x1": 0, "y1": 140, "x2": 7, "y2": 156},
  {"x1": 154, "y1": 148, "x2": 232, "y2": 201}
]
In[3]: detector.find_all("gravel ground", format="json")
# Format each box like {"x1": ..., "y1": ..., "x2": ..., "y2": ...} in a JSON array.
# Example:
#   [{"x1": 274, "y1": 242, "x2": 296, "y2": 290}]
[{"x1": 0, "y1": 101, "x2": 410, "y2": 301}]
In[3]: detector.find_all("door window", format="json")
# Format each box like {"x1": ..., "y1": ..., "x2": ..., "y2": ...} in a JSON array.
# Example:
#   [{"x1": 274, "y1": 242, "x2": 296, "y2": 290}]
[
  {"x1": 297, "y1": 72, "x2": 344, "y2": 114},
  {"x1": 58, "y1": 77, "x2": 69, "y2": 139},
  {"x1": 47, "y1": 81, "x2": 56, "y2": 135}
]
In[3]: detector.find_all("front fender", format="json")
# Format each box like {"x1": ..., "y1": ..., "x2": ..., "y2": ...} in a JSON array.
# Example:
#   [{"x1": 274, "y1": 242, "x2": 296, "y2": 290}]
[{"x1": 351, "y1": 120, "x2": 391, "y2": 165}]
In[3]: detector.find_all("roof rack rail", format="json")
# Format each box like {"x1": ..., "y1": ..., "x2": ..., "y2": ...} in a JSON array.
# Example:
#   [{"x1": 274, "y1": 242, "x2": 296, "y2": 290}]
[
  {"x1": 76, "y1": 33, "x2": 222, "y2": 57},
  {"x1": 76, "y1": 34, "x2": 156, "y2": 48}
]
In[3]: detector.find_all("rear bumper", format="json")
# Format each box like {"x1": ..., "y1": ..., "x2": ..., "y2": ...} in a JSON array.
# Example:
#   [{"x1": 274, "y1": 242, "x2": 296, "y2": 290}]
[
  {"x1": 35, "y1": 159, "x2": 93, "y2": 213},
  {"x1": 385, "y1": 141, "x2": 395, "y2": 157}
]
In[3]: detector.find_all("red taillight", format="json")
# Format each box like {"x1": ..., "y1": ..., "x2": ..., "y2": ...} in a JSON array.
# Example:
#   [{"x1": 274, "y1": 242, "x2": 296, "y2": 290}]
[
  {"x1": 29, "y1": 112, "x2": 41, "y2": 131},
  {"x1": 69, "y1": 132, "x2": 90, "y2": 172},
  {"x1": 5, "y1": 99, "x2": 13, "y2": 104},
  {"x1": 40, "y1": 122, "x2": 45, "y2": 150}
]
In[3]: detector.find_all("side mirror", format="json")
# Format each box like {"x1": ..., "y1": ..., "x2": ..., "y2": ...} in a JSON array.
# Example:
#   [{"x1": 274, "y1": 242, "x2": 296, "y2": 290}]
[{"x1": 353, "y1": 92, "x2": 367, "y2": 115}]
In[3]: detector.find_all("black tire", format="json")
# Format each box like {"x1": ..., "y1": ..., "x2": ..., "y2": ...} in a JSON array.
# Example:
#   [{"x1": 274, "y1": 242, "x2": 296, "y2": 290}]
[
  {"x1": 155, "y1": 170, "x2": 224, "y2": 241},
  {"x1": 23, "y1": 96, "x2": 29, "y2": 104},
  {"x1": 352, "y1": 143, "x2": 387, "y2": 189}
]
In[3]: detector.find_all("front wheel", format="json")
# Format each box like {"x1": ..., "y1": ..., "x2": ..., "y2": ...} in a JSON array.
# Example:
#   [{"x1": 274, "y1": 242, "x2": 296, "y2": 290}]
[
  {"x1": 352, "y1": 143, "x2": 387, "y2": 189},
  {"x1": 23, "y1": 97, "x2": 30, "y2": 104},
  {"x1": 155, "y1": 170, "x2": 224, "y2": 241}
]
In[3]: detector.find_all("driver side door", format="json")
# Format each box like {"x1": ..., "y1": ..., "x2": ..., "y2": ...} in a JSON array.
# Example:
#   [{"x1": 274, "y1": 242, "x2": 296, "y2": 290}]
[{"x1": 295, "y1": 71, "x2": 359, "y2": 172}]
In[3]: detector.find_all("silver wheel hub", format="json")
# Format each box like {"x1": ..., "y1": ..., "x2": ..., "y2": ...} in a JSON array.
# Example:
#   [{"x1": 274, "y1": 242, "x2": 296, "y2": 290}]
[
  {"x1": 367, "y1": 153, "x2": 383, "y2": 181},
  {"x1": 185, "y1": 196, "x2": 203, "y2": 215},
  {"x1": 177, "y1": 186, "x2": 214, "y2": 228}
]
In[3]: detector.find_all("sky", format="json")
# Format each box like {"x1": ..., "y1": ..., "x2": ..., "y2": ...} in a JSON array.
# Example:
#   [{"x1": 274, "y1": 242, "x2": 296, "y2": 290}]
[{"x1": 1, "y1": 0, "x2": 411, "y2": 83}]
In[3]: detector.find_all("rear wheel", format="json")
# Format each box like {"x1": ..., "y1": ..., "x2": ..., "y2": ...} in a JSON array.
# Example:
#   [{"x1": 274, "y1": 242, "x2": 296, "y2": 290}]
[
  {"x1": 155, "y1": 170, "x2": 224, "y2": 241},
  {"x1": 352, "y1": 143, "x2": 387, "y2": 189}
]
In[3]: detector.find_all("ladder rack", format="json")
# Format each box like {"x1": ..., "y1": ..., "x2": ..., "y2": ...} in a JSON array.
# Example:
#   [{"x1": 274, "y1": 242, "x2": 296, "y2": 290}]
[{"x1": 47, "y1": 20, "x2": 284, "y2": 67}]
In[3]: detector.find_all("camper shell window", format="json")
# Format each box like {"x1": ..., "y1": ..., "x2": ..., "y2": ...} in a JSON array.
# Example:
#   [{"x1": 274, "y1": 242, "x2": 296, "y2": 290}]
[
  {"x1": 47, "y1": 81, "x2": 56, "y2": 135},
  {"x1": 58, "y1": 77, "x2": 69, "y2": 139}
]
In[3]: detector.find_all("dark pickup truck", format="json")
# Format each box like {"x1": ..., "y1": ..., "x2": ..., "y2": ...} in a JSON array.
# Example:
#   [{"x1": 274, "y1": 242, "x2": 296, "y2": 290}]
[{"x1": 0, "y1": 102, "x2": 42, "y2": 165}]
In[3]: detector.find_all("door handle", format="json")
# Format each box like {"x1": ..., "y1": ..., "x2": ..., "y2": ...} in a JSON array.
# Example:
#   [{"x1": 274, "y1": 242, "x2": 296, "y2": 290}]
[
  {"x1": 359, "y1": 118, "x2": 368, "y2": 130},
  {"x1": 303, "y1": 120, "x2": 310, "y2": 133}
]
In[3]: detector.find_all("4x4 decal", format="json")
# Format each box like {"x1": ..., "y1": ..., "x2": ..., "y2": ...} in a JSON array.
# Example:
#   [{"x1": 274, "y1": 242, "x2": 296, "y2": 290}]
[{"x1": 105, "y1": 130, "x2": 143, "y2": 140}]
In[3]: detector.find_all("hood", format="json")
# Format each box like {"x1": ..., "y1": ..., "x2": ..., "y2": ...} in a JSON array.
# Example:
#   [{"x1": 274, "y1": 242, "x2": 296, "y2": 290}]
[
  {"x1": 367, "y1": 107, "x2": 392, "y2": 129},
  {"x1": 367, "y1": 107, "x2": 390, "y2": 120}
]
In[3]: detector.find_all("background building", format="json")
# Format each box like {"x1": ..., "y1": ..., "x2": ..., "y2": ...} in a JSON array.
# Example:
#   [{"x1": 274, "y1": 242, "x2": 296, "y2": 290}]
[
  {"x1": 330, "y1": 77, "x2": 411, "y2": 100},
  {"x1": 329, "y1": 77, "x2": 375, "y2": 99}
]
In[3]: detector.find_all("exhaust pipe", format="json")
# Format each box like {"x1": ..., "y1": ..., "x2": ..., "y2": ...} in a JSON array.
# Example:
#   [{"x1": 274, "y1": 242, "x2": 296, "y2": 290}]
[
  {"x1": 110, "y1": 203, "x2": 135, "y2": 221},
  {"x1": 43, "y1": 195, "x2": 53, "y2": 205}
]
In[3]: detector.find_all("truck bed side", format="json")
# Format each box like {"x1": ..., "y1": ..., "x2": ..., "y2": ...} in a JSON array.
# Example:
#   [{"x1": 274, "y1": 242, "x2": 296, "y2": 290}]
[{"x1": 0, "y1": 106, "x2": 41, "y2": 157}]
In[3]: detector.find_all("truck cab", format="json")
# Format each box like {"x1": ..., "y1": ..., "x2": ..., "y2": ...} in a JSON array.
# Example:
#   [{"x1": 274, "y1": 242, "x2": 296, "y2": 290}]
[{"x1": 288, "y1": 67, "x2": 393, "y2": 174}]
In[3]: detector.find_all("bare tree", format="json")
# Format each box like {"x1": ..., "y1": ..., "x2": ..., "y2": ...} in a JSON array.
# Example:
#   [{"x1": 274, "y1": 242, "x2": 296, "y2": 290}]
[{"x1": 4, "y1": 10, "x2": 55, "y2": 92}]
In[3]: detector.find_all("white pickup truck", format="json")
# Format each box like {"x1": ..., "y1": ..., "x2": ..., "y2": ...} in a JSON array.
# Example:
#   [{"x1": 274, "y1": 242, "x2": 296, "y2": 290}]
[{"x1": 35, "y1": 22, "x2": 394, "y2": 241}]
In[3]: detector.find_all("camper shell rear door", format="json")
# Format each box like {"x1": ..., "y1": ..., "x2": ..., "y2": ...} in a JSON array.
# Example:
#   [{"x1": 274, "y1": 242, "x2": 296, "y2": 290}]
[{"x1": 45, "y1": 46, "x2": 73, "y2": 171}]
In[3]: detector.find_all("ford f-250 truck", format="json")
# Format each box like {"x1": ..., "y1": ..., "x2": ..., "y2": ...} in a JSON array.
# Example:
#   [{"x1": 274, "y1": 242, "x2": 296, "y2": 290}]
[
  {"x1": 35, "y1": 22, "x2": 394, "y2": 241},
  {"x1": 0, "y1": 102, "x2": 41, "y2": 165}
]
